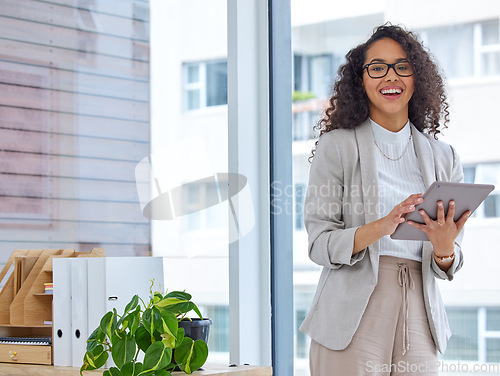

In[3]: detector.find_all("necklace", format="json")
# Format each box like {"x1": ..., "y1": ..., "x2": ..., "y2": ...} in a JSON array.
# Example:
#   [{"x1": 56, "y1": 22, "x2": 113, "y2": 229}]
[{"x1": 373, "y1": 130, "x2": 412, "y2": 161}]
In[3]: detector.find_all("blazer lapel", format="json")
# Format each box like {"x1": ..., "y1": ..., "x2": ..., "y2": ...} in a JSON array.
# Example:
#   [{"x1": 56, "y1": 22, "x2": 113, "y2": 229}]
[
  {"x1": 411, "y1": 124, "x2": 438, "y2": 265},
  {"x1": 355, "y1": 120, "x2": 379, "y2": 227},
  {"x1": 411, "y1": 124, "x2": 436, "y2": 187}
]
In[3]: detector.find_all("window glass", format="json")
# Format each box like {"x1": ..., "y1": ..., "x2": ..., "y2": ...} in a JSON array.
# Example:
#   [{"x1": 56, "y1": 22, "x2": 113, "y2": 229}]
[
  {"x1": 482, "y1": 19, "x2": 500, "y2": 45},
  {"x1": 0, "y1": 1, "x2": 151, "y2": 263},
  {"x1": 206, "y1": 61, "x2": 228, "y2": 107},
  {"x1": 309, "y1": 55, "x2": 332, "y2": 99},
  {"x1": 187, "y1": 65, "x2": 200, "y2": 84},
  {"x1": 463, "y1": 166, "x2": 476, "y2": 184},
  {"x1": 487, "y1": 308, "x2": 500, "y2": 331},
  {"x1": 203, "y1": 305, "x2": 229, "y2": 353},
  {"x1": 481, "y1": 51, "x2": 500, "y2": 76},
  {"x1": 294, "y1": 184, "x2": 306, "y2": 230},
  {"x1": 421, "y1": 23, "x2": 474, "y2": 79},
  {"x1": 150, "y1": 0, "x2": 229, "y2": 364},
  {"x1": 443, "y1": 308, "x2": 478, "y2": 361},
  {"x1": 187, "y1": 89, "x2": 201, "y2": 111},
  {"x1": 294, "y1": 55, "x2": 304, "y2": 92},
  {"x1": 487, "y1": 338, "x2": 500, "y2": 363}
]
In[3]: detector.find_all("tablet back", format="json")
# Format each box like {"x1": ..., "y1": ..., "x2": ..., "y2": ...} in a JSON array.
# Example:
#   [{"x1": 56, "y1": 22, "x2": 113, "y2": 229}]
[{"x1": 391, "y1": 181, "x2": 495, "y2": 241}]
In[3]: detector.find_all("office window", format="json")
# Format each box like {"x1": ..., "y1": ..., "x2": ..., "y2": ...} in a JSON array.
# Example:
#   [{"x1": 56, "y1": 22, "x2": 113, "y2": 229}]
[
  {"x1": 294, "y1": 183, "x2": 306, "y2": 230},
  {"x1": 487, "y1": 308, "x2": 500, "y2": 330},
  {"x1": 443, "y1": 308, "x2": 478, "y2": 361},
  {"x1": 203, "y1": 305, "x2": 229, "y2": 353},
  {"x1": 295, "y1": 309, "x2": 308, "y2": 358},
  {"x1": 184, "y1": 60, "x2": 227, "y2": 111},
  {"x1": 181, "y1": 179, "x2": 226, "y2": 232},
  {"x1": 0, "y1": 0, "x2": 151, "y2": 262},
  {"x1": 420, "y1": 19, "x2": 500, "y2": 79},
  {"x1": 443, "y1": 307, "x2": 500, "y2": 363},
  {"x1": 479, "y1": 19, "x2": 500, "y2": 77},
  {"x1": 293, "y1": 54, "x2": 334, "y2": 99},
  {"x1": 462, "y1": 163, "x2": 500, "y2": 218}
]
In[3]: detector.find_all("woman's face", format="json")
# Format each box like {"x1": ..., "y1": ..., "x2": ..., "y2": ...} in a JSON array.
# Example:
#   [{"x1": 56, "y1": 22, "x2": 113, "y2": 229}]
[{"x1": 362, "y1": 38, "x2": 415, "y2": 128}]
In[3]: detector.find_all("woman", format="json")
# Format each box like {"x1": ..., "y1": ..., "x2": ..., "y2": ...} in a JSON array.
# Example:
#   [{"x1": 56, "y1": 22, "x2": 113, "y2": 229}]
[{"x1": 300, "y1": 25, "x2": 470, "y2": 376}]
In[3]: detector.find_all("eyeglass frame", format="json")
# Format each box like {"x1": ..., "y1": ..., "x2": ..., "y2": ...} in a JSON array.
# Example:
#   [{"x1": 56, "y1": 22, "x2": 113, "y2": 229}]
[{"x1": 362, "y1": 61, "x2": 414, "y2": 79}]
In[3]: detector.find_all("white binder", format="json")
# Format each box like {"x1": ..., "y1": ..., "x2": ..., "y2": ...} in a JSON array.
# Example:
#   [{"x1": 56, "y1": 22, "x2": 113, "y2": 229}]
[
  {"x1": 53, "y1": 258, "x2": 72, "y2": 367},
  {"x1": 70, "y1": 258, "x2": 89, "y2": 367},
  {"x1": 86, "y1": 257, "x2": 107, "y2": 367},
  {"x1": 105, "y1": 257, "x2": 163, "y2": 315},
  {"x1": 53, "y1": 257, "x2": 164, "y2": 368}
]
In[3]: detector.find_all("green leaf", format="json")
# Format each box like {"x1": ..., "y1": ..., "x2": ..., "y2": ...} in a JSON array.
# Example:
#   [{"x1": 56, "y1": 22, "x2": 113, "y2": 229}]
[
  {"x1": 128, "y1": 308, "x2": 141, "y2": 335},
  {"x1": 154, "y1": 297, "x2": 188, "y2": 309},
  {"x1": 86, "y1": 327, "x2": 106, "y2": 352},
  {"x1": 151, "y1": 308, "x2": 164, "y2": 333},
  {"x1": 159, "y1": 310, "x2": 177, "y2": 336},
  {"x1": 111, "y1": 334, "x2": 137, "y2": 368},
  {"x1": 121, "y1": 361, "x2": 144, "y2": 376},
  {"x1": 175, "y1": 327, "x2": 185, "y2": 348},
  {"x1": 124, "y1": 295, "x2": 140, "y2": 315},
  {"x1": 164, "y1": 291, "x2": 191, "y2": 301},
  {"x1": 159, "y1": 301, "x2": 202, "y2": 319},
  {"x1": 151, "y1": 370, "x2": 172, "y2": 376},
  {"x1": 187, "y1": 302, "x2": 203, "y2": 320},
  {"x1": 105, "y1": 367, "x2": 121, "y2": 376},
  {"x1": 111, "y1": 332, "x2": 123, "y2": 346},
  {"x1": 99, "y1": 309, "x2": 117, "y2": 339},
  {"x1": 174, "y1": 338, "x2": 208, "y2": 374},
  {"x1": 80, "y1": 346, "x2": 108, "y2": 373},
  {"x1": 140, "y1": 341, "x2": 172, "y2": 375},
  {"x1": 153, "y1": 292, "x2": 163, "y2": 305},
  {"x1": 143, "y1": 308, "x2": 157, "y2": 335},
  {"x1": 136, "y1": 326, "x2": 152, "y2": 353}
]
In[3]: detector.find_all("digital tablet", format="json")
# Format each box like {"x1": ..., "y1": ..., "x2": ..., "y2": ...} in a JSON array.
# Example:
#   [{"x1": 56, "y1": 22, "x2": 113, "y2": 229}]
[{"x1": 391, "y1": 181, "x2": 495, "y2": 241}]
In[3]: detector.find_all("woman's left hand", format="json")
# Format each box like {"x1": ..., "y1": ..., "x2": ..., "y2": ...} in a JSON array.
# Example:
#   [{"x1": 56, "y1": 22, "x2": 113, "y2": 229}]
[{"x1": 407, "y1": 200, "x2": 470, "y2": 257}]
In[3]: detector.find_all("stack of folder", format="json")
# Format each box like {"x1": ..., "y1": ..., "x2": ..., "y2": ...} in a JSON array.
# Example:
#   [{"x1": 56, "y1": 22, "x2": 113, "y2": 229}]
[
  {"x1": 53, "y1": 257, "x2": 164, "y2": 367},
  {"x1": 44, "y1": 283, "x2": 53, "y2": 295}
]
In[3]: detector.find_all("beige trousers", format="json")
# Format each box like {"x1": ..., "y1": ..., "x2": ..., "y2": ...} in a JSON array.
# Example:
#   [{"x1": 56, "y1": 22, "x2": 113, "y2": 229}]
[{"x1": 310, "y1": 256, "x2": 438, "y2": 376}]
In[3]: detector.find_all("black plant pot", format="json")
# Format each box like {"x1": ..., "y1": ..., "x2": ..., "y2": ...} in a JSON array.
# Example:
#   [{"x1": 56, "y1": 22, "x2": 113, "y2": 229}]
[
  {"x1": 178, "y1": 318, "x2": 212, "y2": 343},
  {"x1": 172, "y1": 318, "x2": 212, "y2": 372}
]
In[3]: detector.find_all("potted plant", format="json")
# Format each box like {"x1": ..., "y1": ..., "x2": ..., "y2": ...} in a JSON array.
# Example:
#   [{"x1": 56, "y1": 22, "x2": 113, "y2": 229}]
[{"x1": 80, "y1": 282, "x2": 211, "y2": 376}]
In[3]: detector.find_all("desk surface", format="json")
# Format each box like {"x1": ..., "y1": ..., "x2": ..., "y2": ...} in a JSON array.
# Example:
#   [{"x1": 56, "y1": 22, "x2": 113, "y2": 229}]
[{"x1": 0, "y1": 363, "x2": 272, "y2": 376}]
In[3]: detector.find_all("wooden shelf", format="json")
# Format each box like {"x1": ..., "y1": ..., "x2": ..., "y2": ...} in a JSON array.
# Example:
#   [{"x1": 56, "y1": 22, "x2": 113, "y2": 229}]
[
  {"x1": 0, "y1": 363, "x2": 273, "y2": 376},
  {"x1": 0, "y1": 248, "x2": 105, "y2": 365},
  {"x1": 0, "y1": 324, "x2": 51, "y2": 328}
]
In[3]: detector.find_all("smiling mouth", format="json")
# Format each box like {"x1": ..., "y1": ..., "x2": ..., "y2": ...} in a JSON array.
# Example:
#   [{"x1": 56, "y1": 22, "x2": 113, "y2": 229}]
[{"x1": 380, "y1": 88, "x2": 402, "y2": 95}]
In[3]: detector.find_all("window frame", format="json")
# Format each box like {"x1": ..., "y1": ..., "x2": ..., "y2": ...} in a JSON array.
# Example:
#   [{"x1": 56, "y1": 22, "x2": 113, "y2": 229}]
[{"x1": 183, "y1": 59, "x2": 227, "y2": 111}]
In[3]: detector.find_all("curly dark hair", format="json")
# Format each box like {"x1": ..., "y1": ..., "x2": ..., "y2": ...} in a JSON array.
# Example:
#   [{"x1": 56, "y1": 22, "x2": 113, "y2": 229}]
[{"x1": 310, "y1": 24, "x2": 449, "y2": 160}]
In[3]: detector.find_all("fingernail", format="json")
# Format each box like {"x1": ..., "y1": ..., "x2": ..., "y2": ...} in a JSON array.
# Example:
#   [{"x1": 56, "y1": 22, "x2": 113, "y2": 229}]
[
  {"x1": 450, "y1": 201, "x2": 455, "y2": 206},
  {"x1": 419, "y1": 210, "x2": 424, "y2": 213},
  {"x1": 409, "y1": 205, "x2": 414, "y2": 209},
  {"x1": 438, "y1": 202, "x2": 443, "y2": 207}
]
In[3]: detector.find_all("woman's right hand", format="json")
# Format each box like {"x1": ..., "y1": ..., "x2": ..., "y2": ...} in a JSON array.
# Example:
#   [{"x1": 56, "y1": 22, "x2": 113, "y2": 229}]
[{"x1": 379, "y1": 193, "x2": 424, "y2": 236}]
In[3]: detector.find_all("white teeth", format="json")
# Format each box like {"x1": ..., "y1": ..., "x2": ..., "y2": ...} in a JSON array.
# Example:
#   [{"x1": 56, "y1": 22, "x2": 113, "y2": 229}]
[{"x1": 381, "y1": 88, "x2": 402, "y2": 94}]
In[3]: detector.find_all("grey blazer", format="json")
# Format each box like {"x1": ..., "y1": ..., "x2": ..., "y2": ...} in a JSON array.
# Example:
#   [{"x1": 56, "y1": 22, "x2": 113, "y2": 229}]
[{"x1": 299, "y1": 119, "x2": 464, "y2": 354}]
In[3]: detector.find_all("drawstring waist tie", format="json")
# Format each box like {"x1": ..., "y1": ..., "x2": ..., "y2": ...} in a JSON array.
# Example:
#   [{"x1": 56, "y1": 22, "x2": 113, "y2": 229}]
[{"x1": 397, "y1": 262, "x2": 415, "y2": 355}]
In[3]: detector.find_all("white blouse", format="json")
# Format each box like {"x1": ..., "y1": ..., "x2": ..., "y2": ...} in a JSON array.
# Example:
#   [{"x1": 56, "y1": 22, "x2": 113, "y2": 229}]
[{"x1": 370, "y1": 118, "x2": 427, "y2": 262}]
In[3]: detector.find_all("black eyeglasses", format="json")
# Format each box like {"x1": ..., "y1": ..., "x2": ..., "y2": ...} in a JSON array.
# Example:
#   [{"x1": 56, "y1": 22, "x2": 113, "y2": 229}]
[{"x1": 362, "y1": 61, "x2": 414, "y2": 78}]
